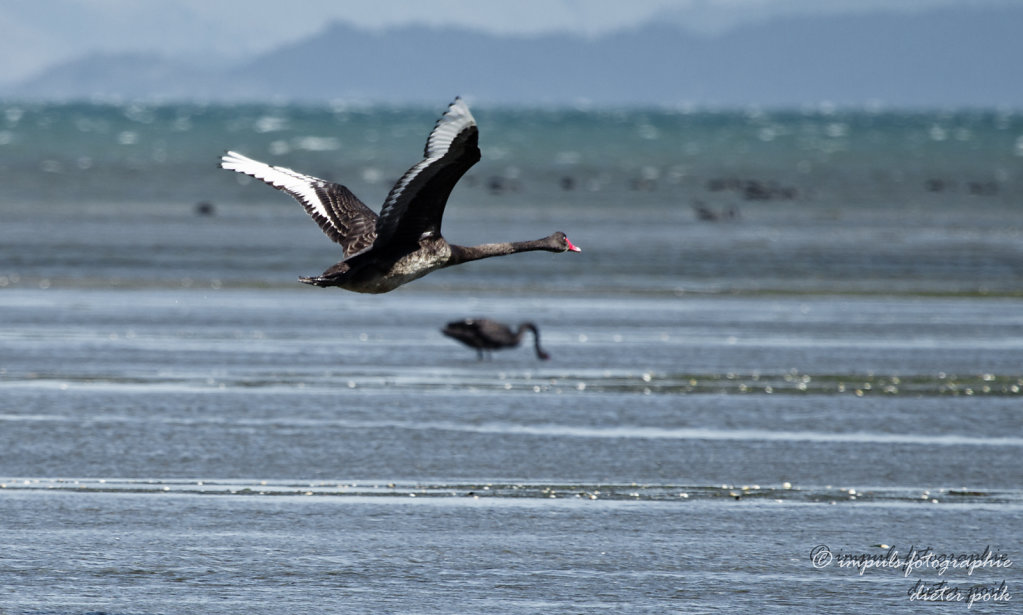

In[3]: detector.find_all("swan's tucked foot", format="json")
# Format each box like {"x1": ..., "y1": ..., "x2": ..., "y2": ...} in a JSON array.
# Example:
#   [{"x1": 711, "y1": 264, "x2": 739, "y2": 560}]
[{"x1": 299, "y1": 275, "x2": 333, "y2": 287}]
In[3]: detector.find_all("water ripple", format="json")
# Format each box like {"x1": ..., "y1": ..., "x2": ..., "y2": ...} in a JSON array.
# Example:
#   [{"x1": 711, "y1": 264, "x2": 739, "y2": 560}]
[
  {"x1": 3, "y1": 369, "x2": 1023, "y2": 397},
  {"x1": 3, "y1": 477, "x2": 1020, "y2": 506}
]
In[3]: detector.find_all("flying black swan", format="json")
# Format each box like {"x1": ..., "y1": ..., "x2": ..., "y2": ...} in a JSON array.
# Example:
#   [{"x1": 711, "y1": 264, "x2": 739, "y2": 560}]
[
  {"x1": 442, "y1": 318, "x2": 550, "y2": 360},
  {"x1": 219, "y1": 98, "x2": 580, "y2": 293}
]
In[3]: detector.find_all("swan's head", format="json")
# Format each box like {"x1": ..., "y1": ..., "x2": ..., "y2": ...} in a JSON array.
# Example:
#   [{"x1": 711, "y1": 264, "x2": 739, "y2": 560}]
[{"x1": 550, "y1": 231, "x2": 581, "y2": 253}]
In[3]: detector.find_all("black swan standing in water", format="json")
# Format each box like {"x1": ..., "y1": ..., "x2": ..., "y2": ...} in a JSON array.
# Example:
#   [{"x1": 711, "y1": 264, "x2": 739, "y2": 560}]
[
  {"x1": 442, "y1": 318, "x2": 550, "y2": 360},
  {"x1": 220, "y1": 98, "x2": 580, "y2": 293}
]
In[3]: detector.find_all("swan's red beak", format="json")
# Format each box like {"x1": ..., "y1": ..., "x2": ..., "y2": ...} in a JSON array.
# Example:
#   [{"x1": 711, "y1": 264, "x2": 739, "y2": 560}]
[{"x1": 566, "y1": 237, "x2": 581, "y2": 252}]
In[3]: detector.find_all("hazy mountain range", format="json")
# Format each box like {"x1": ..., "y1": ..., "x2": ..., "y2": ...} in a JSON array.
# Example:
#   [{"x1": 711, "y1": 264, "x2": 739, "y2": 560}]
[{"x1": 3, "y1": 5, "x2": 1021, "y2": 108}]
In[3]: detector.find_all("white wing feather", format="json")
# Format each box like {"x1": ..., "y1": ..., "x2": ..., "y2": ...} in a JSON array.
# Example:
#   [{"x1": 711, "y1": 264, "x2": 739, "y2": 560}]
[{"x1": 220, "y1": 150, "x2": 333, "y2": 223}]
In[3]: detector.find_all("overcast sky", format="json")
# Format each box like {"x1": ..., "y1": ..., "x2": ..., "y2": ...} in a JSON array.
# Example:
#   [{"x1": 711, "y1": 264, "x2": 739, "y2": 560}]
[{"x1": 0, "y1": 0, "x2": 1016, "y2": 85}]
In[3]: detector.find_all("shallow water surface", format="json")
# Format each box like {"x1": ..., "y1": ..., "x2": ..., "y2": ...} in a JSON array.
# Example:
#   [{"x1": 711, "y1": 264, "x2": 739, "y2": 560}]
[{"x1": 2, "y1": 287, "x2": 1021, "y2": 613}]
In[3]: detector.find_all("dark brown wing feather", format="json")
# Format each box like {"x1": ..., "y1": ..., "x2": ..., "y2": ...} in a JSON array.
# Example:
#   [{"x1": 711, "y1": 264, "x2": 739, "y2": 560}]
[{"x1": 316, "y1": 183, "x2": 378, "y2": 257}]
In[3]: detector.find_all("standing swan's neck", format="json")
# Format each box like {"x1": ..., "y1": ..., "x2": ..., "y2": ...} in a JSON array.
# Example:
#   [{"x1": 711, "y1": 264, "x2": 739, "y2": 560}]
[{"x1": 517, "y1": 323, "x2": 549, "y2": 360}]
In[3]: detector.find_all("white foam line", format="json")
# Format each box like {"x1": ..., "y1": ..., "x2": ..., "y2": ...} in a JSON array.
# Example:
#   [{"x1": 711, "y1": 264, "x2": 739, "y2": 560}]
[
  {"x1": 410, "y1": 422, "x2": 1023, "y2": 447},
  {"x1": 2, "y1": 411, "x2": 1019, "y2": 447}
]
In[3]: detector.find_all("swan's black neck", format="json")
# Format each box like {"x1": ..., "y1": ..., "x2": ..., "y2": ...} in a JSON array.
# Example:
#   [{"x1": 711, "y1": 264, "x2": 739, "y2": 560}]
[
  {"x1": 448, "y1": 237, "x2": 558, "y2": 265},
  {"x1": 516, "y1": 322, "x2": 549, "y2": 360}
]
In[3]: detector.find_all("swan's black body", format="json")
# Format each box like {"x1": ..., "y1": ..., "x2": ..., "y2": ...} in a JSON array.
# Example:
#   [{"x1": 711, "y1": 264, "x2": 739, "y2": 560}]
[
  {"x1": 442, "y1": 318, "x2": 550, "y2": 360},
  {"x1": 220, "y1": 98, "x2": 579, "y2": 293}
]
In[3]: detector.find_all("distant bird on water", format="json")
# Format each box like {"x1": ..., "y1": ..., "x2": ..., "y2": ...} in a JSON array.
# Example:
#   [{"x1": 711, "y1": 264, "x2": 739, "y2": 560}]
[
  {"x1": 219, "y1": 97, "x2": 580, "y2": 293},
  {"x1": 442, "y1": 318, "x2": 550, "y2": 360}
]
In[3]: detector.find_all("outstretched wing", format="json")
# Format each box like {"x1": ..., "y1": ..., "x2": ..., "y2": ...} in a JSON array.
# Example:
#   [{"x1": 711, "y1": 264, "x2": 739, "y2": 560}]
[
  {"x1": 220, "y1": 150, "x2": 378, "y2": 258},
  {"x1": 373, "y1": 97, "x2": 481, "y2": 250}
]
